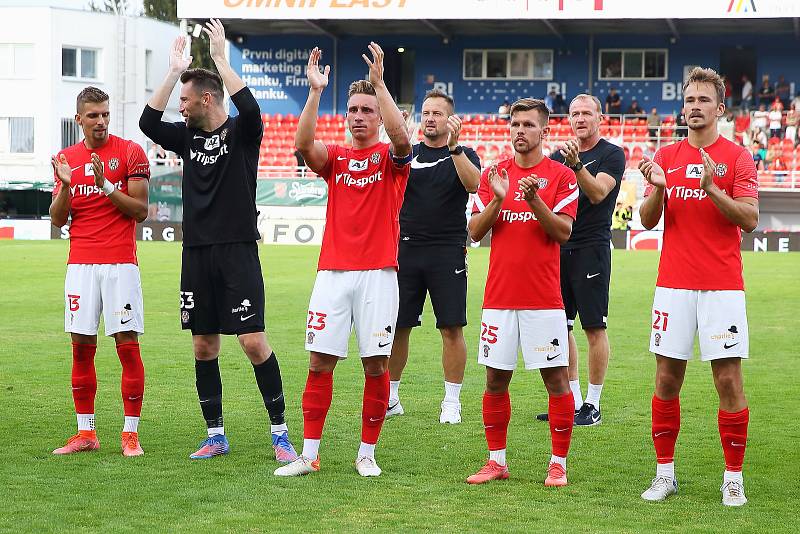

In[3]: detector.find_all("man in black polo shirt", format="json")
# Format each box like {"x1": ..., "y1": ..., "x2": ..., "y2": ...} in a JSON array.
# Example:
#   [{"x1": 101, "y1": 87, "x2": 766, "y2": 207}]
[
  {"x1": 139, "y1": 20, "x2": 297, "y2": 461},
  {"x1": 387, "y1": 89, "x2": 481, "y2": 424},
  {"x1": 537, "y1": 93, "x2": 626, "y2": 426}
]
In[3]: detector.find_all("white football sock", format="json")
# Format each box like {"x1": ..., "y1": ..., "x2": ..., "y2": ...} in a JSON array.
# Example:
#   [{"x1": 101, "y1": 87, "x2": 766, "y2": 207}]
[
  {"x1": 302, "y1": 438, "x2": 321, "y2": 459},
  {"x1": 358, "y1": 442, "x2": 376, "y2": 459},
  {"x1": 123, "y1": 416, "x2": 139, "y2": 433},
  {"x1": 389, "y1": 380, "x2": 401, "y2": 404},
  {"x1": 77, "y1": 413, "x2": 95, "y2": 431},
  {"x1": 207, "y1": 426, "x2": 224, "y2": 437},
  {"x1": 569, "y1": 380, "x2": 583, "y2": 410},
  {"x1": 270, "y1": 423, "x2": 288, "y2": 435},
  {"x1": 443, "y1": 381, "x2": 462, "y2": 405},
  {"x1": 489, "y1": 449, "x2": 506, "y2": 466},
  {"x1": 656, "y1": 462, "x2": 675, "y2": 480},
  {"x1": 585, "y1": 383, "x2": 604, "y2": 409},
  {"x1": 550, "y1": 454, "x2": 567, "y2": 469}
]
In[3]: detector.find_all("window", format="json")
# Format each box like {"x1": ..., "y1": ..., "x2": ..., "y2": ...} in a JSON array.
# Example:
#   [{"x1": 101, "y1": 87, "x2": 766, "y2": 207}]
[
  {"x1": 0, "y1": 44, "x2": 34, "y2": 79},
  {"x1": 61, "y1": 118, "x2": 81, "y2": 150},
  {"x1": 463, "y1": 49, "x2": 553, "y2": 80},
  {"x1": 62, "y1": 46, "x2": 99, "y2": 79},
  {"x1": 599, "y1": 49, "x2": 667, "y2": 80},
  {"x1": 145, "y1": 49, "x2": 153, "y2": 89},
  {"x1": 0, "y1": 117, "x2": 34, "y2": 153}
]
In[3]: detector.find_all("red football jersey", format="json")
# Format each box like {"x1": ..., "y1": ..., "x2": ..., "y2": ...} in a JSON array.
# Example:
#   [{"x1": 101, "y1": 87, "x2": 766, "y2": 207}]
[
  {"x1": 317, "y1": 142, "x2": 410, "y2": 271},
  {"x1": 475, "y1": 157, "x2": 578, "y2": 309},
  {"x1": 54, "y1": 135, "x2": 150, "y2": 264},
  {"x1": 647, "y1": 136, "x2": 758, "y2": 290}
]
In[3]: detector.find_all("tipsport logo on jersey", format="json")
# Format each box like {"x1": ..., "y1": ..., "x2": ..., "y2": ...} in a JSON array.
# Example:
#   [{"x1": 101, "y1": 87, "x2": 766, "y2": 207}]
[
  {"x1": 335, "y1": 170, "x2": 383, "y2": 188},
  {"x1": 500, "y1": 209, "x2": 539, "y2": 223}
]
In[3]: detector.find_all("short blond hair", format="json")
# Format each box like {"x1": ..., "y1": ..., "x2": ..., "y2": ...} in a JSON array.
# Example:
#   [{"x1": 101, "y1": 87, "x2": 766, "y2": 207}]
[
  {"x1": 348, "y1": 80, "x2": 376, "y2": 99},
  {"x1": 683, "y1": 67, "x2": 725, "y2": 104}
]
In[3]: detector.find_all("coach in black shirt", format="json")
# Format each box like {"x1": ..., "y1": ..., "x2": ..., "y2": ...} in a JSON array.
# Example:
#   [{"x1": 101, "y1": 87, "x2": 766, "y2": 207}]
[
  {"x1": 139, "y1": 20, "x2": 297, "y2": 461},
  {"x1": 537, "y1": 93, "x2": 626, "y2": 427},
  {"x1": 387, "y1": 89, "x2": 481, "y2": 424}
]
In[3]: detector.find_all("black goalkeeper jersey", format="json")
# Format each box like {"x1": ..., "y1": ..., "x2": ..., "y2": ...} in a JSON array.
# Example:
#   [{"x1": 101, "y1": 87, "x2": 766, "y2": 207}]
[{"x1": 140, "y1": 88, "x2": 263, "y2": 247}]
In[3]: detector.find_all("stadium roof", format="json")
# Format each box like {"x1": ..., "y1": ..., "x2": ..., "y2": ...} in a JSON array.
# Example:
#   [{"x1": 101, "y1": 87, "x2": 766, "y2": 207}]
[{"x1": 216, "y1": 17, "x2": 800, "y2": 40}]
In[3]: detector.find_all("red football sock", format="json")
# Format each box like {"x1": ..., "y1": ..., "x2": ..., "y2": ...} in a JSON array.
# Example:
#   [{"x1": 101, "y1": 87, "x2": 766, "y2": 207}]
[
  {"x1": 652, "y1": 395, "x2": 681, "y2": 464},
  {"x1": 549, "y1": 391, "x2": 574, "y2": 458},
  {"x1": 116, "y1": 342, "x2": 145, "y2": 417},
  {"x1": 483, "y1": 391, "x2": 511, "y2": 451},
  {"x1": 361, "y1": 370, "x2": 389, "y2": 445},
  {"x1": 302, "y1": 370, "x2": 333, "y2": 440},
  {"x1": 719, "y1": 407, "x2": 749, "y2": 472},
  {"x1": 71, "y1": 342, "x2": 97, "y2": 414}
]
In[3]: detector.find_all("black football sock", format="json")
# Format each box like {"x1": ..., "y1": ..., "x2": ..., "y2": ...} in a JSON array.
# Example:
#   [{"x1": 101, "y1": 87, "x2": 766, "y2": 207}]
[
  {"x1": 195, "y1": 358, "x2": 223, "y2": 430},
  {"x1": 253, "y1": 352, "x2": 286, "y2": 426}
]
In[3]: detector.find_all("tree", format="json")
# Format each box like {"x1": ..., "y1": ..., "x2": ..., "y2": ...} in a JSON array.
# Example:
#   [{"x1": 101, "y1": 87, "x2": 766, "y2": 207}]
[
  {"x1": 88, "y1": 0, "x2": 137, "y2": 15},
  {"x1": 143, "y1": 0, "x2": 213, "y2": 70}
]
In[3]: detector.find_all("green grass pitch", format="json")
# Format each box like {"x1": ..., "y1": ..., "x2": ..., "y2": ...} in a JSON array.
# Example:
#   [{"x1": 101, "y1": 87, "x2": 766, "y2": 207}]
[{"x1": 1, "y1": 240, "x2": 798, "y2": 533}]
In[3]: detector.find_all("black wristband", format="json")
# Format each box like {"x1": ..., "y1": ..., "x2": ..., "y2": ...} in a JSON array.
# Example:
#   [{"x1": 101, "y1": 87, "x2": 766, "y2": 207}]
[
  {"x1": 569, "y1": 161, "x2": 583, "y2": 172},
  {"x1": 449, "y1": 145, "x2": 463, "y2": 155}
]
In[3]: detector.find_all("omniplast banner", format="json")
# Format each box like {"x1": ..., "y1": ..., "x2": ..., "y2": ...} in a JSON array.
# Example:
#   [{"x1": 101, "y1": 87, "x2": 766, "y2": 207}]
[{"x1": 178, "y1": 0, "x2": 800, "y2": 20}]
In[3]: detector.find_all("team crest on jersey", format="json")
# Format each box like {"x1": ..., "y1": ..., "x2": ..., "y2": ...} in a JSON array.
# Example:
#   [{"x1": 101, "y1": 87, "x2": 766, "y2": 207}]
[
  {"x1": 108, "y1": 158, "x2": 120, "y2": 171},
  {"x1": 349, "y1": 158, "x2": 369, "y2": 172},
  {"x1": 535, "y1": 177, "x2": 548, "y2": 190},
  {"x1": 181, "y1": 310, "x2": 190, "y2": 324},
  {"x1": 220, "y1": 128, "x2": 228, "y2": 142},
  {"x1": 483, "y1": 345, "x2": 490, "y2": 358},
  {"x1": 370, "y1": 152, "x2": 381, "y2": 165},
  {"x1": 307, "y1": 331, "x2": 315, "y2": 344},
  {"x1": 715, "y1": 163, "x2": 728, "y2": 176},
  {"x1": 654, "y1": 333, "x2": 661, "y2": 347}
]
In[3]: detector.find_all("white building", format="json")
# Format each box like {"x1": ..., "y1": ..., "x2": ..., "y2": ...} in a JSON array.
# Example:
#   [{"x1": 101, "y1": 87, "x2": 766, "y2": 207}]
[{"x1": 0, "y1": 4, "x2": 181, "y2": 187}]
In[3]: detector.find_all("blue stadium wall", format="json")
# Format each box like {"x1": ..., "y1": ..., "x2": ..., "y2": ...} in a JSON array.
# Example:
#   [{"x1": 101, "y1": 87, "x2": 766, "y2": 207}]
[{"x1": 228, "y1": 32, "x2": 800, "y2": 116}]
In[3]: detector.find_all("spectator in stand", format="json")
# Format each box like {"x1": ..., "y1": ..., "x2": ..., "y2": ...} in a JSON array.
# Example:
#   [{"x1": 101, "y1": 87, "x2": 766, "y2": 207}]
[
  {"x1": 750, "y1": 141, "x2": 764, "y2": 171},
  {"x1": 734, "y1": 109, "x2": 750, "y2": 144},
  {"x1": 498, "y1": 100, "x2": 511, "y2": 121},
  {"x1": 768, "y1": 153, "x2": 788, "y2": 183},
  {"x1": 545, "y1": 91, "x2": 557, "y2": 113},
  {"x1": 775, "y1": 76, "x2": 791, "y2": 108},
  {"x1": 758, "y1": 76, "x2": 775, "y2": 108},
  {"x1": 647, "y1": 107, "x2": 661, "y2": 141},
  {"x1": 752, "y1": 104, "x2": 769, "y2": 130},
  {"x1": 605, "y1": 88, "x2": 622, "y2": 115},
  {"x1": 768, "y1": 102, "x2": 784, "y2": 138},
  {"x1": 723, "y1": 76, "x2": 733, "y2": 109},
  {"x1": 674, "y1": 113, "x2": 688, "y2": 138},
  {"x1": 718, "y1": 110, "x2": 735, "y2": 142},
  {"x1": 554, "y1": 93, "x2": 567, "y2": 115},
  {"x1": 752, "y1": 127, "x2": 768, "y2": 149},
  {"x1": 625, "y1": 99, "x2": 645, "y2": 117},
  {"x1": 741, "y1": 75, "x2": 754, "y2": 111},
  {"x1": 785, "y1": 104, "x2": 799, "y2": 146},
  {"x1": 792, "y1": 92, "x2": 800, "y2": 113}
]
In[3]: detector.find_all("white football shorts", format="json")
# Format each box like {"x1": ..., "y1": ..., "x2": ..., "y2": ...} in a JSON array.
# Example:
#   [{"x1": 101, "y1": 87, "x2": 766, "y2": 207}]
[
  {"x1": 650, "y1": 286, "x2": 749, "y2": 361},
  {"x1": 477, "y1": 309, "x2": 568, "y2": 371},
  {"x1": 64, "y1": 263, "x2": 144, "y2": 336},
  {"x1": 304, "y1": 268, "x2": 399, "y2": 358}
]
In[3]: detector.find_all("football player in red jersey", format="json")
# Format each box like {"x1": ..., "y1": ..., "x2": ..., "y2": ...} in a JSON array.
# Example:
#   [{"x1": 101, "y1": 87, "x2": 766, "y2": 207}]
[
  {"x1": 50, "y1": 87, "x2": 149, "y2": 457},
  {"x1": 466, "y1": 98, "x2": 578, "y2": 487},
  {"x1": 638, "y1": 67, "x2": 758, "y2": 506},
  {"x1": 274, "y1": 43, "x2": 411, "y2": 478}
]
